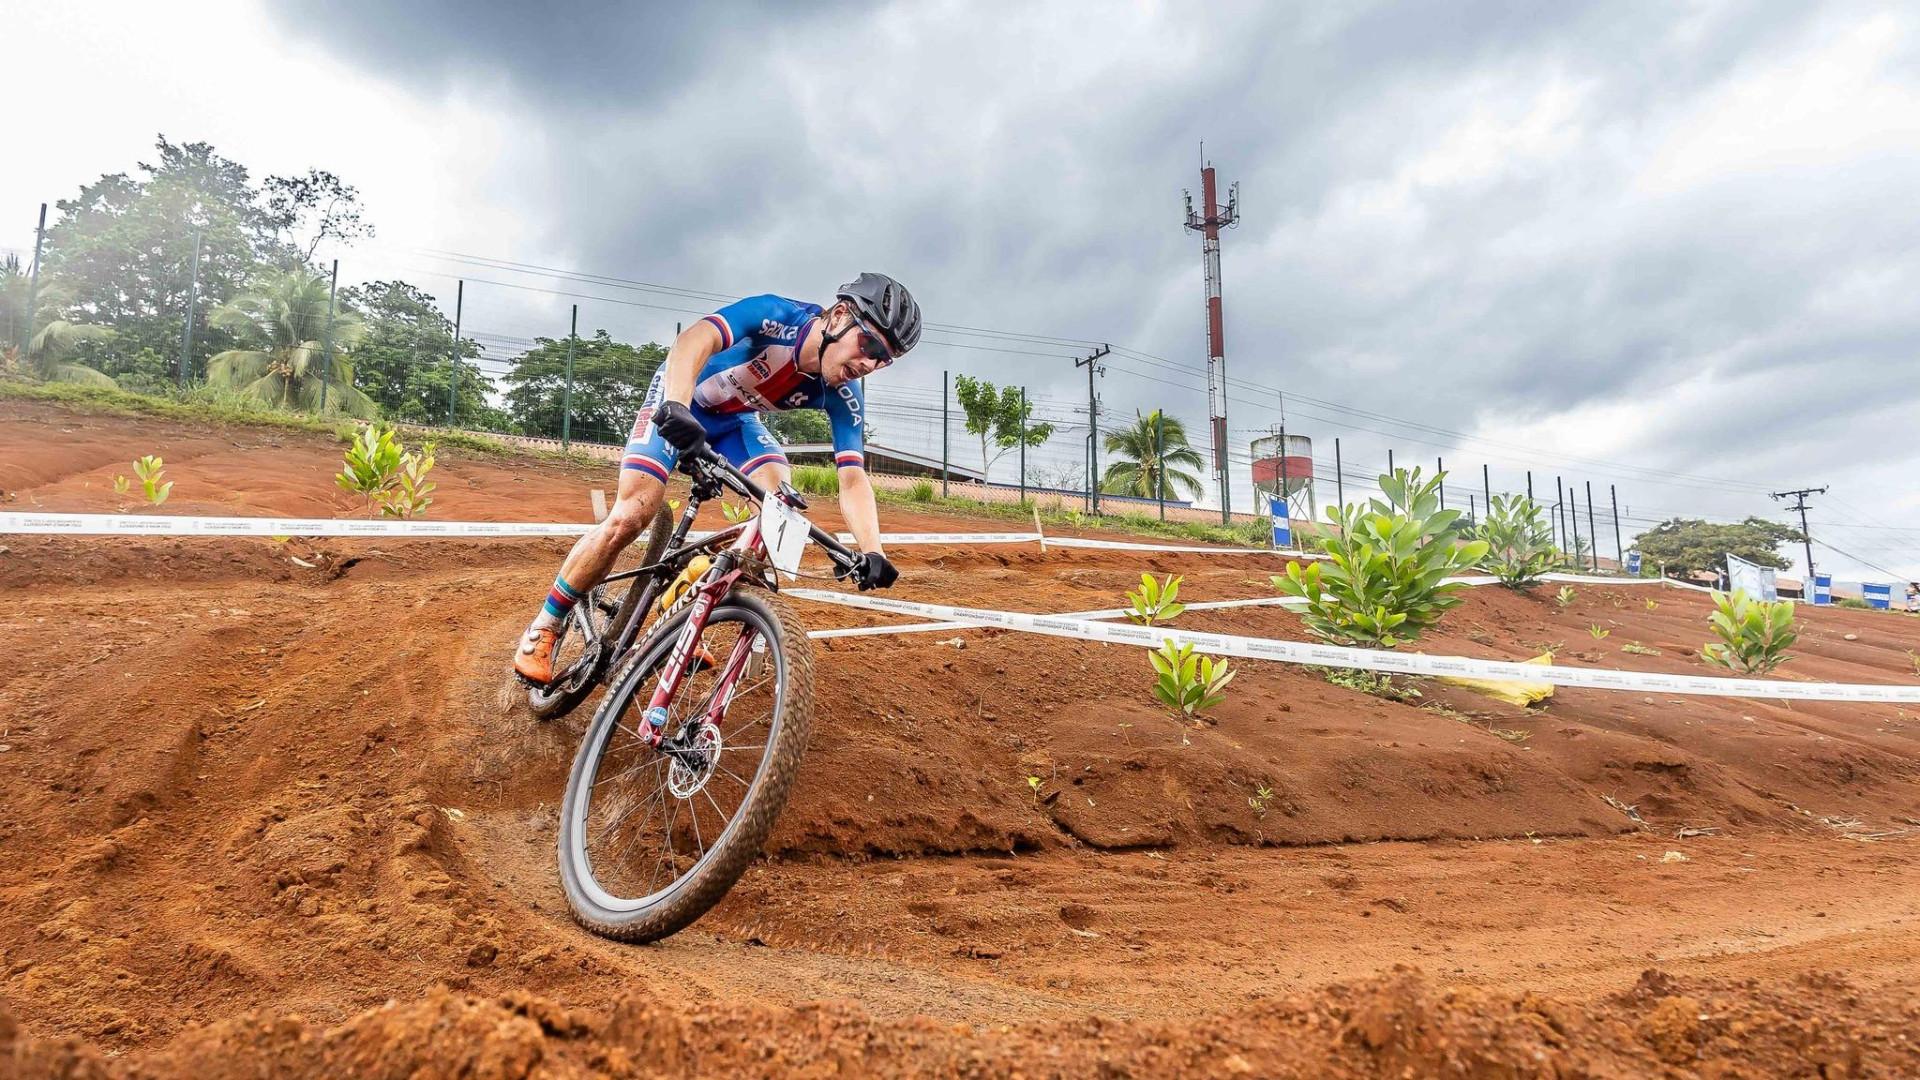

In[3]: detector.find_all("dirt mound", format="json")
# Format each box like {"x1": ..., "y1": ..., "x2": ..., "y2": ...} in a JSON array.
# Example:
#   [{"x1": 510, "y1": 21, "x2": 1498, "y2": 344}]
[
  {"x1": 6, "y1": 399, "x2": 1920, "y2": 1072},
  {"x1": 9, "y1": 967, "x2": 1915, "y2": 1078}
]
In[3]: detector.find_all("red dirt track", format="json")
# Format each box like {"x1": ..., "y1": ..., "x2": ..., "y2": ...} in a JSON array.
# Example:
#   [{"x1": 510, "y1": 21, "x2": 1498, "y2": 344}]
[{"x1": 4, "y1": 400, "x2": 1920, "y2": 1077}]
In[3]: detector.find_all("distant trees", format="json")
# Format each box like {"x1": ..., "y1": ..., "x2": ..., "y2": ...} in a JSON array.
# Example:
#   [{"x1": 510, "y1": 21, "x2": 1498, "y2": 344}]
[
  {"x1": 1633, "y1": 517, "x2": 1804, "y2": 578},
  {"x1": 954, "y1": 374, "x2": 1053, "y2": 483},
  {"x1": 500, "y1": 331, "x2": 666, "y2": 441}
]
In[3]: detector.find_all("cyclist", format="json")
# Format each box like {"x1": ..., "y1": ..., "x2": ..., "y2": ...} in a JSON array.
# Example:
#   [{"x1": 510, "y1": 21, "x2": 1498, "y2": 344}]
[{"x1": 514, "y1": 272, "x2": 919, "y2": 684}]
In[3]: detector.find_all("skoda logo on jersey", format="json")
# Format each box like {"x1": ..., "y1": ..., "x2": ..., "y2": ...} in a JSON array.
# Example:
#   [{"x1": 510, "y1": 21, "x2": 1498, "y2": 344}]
[
  {"x1": 759, "y1": 319, "x2": 799, "y2": 343},
  {"x1": 836, "y1": 383, "x2": 864, "y2": 426}
]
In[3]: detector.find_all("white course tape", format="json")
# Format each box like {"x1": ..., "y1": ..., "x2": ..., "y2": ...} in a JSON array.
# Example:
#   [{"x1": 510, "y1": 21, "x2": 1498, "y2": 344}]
[
  {"x1": 1046, "y1": 535, "x2": 1318, "y2": 557},
  {"x1": 785, "y1": 588, "x2": 1920, "y2": 703},
  {"x1": 0, "y1": 511, "x2": 594, "y2": 538},
  {"x1": 838, "y1": 531, "x2": 1042, "y2": 545},
  {"x1": 806, "y1": 594, "x2": 1309, "y2": 640}
]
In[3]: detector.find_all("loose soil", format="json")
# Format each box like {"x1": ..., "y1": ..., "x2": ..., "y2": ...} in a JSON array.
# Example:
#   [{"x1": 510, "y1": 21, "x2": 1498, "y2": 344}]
[{"x1": 4, "y1": 399, "x2": 1919, "y2": 1077}]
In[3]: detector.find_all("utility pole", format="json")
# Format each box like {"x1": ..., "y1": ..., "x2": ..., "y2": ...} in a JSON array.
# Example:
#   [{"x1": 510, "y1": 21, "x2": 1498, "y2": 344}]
[
  {"x1": 23, "y1": 203, "x2": 46, "y2": 362},
  {"x1": 561, "y1": 304, "x2": 578, "y2": 450},
  {"x1": 447, "y1": 279, "x2": 464, "y2": 426},
  {"x1": 1077, "y1": 344, "x2": 1110, "y2": 513},
  {"x1": 1770, "y1": 486, "x2": 1827, "y2": 585},
  {"x1": 178, "y1": 225, "x2": 203, "y2": 388},
  {"x1": 1277, "y1": 423, "x2": 1290, "y2": 532},
  {"x1": 1183, "y1": 156, "x2": 1240, "y2": 524},
  {"x1": 318, "y1": 259, "x2": 339, "y2": 414},
  {"x1": 941, "y1": 370, "x2": 950, "y2": 498}
]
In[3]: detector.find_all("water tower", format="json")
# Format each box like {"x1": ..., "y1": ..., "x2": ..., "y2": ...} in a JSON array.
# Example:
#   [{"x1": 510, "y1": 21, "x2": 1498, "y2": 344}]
[{"x1": 1251, "y1": 432, "x2": 1314, "y2": 518}]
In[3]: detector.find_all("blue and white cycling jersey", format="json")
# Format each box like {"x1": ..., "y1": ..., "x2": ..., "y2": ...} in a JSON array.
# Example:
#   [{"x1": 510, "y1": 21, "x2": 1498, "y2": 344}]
[{"x1": 622, "y1": 294, "x2": 868, "y2": 482}]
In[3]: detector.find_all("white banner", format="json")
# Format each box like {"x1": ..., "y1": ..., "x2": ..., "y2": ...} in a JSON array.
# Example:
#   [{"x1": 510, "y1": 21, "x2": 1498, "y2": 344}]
[{"x1": 784, "y1": 588, "x2": 1920, "y2": 703}]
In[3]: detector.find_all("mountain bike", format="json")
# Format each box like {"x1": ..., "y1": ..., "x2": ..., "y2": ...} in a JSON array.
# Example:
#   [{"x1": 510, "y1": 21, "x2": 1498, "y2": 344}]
[{"x1": 547, "y1": 445, "x2": 866, "y2": 942}]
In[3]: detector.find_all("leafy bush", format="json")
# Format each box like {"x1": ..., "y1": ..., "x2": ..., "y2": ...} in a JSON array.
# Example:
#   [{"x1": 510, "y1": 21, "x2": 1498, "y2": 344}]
[
  {"x1": 132, "y1": 455, "x2": 172, "y2": 506},
  {"x1": 336, "y1": 422, "x2": 436, "y2": 518},
  {"x1": 1124, "y1": 573, "x2": 1186, "y2": 626},
  {"x1": 1271, "y1": 468, "x2": 1489, "y2": 648},
  {"x1": 792, "y1": 464, "x2": 839, "y2": 497},
  {"x1": 1149, "y1": 639, "x2": 1235, "y2": 719},
  {"x1": 381, "y1": 441, "x2": 436, "y2": 518},
  {"x1": 1478, "y1": 494, "x2": 1561, "y2": 589},
  {"x1": 908, "y1": 478, "x2": 935, "y2": 502},
  {"x1": 1836, "y1": 597, "x2": 1872, "y2": 611},
  {"x1": 1701, "y1": 590, "x2": 1797, "y2": 674}
]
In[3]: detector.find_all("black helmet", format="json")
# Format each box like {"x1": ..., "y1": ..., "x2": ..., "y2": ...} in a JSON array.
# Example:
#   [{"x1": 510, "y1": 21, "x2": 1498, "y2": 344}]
[{"x1": 836, "y1": 272, "x2": 921, "y2": 355}]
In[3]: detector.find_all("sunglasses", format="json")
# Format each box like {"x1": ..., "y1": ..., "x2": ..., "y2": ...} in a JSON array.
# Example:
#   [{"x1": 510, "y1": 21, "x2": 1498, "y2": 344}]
[{"x1": 852, "y1": 316, "x2": 897, "y2": 367}]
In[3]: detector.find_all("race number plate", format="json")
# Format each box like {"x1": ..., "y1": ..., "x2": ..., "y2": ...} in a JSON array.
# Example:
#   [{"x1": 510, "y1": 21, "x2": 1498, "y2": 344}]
[{"x1": 758, "y1": 496, "x2": 810, "y2": 579}]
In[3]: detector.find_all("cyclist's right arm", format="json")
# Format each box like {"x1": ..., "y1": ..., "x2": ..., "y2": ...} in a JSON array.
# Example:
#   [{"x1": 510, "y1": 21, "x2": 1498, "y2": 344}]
[{"x1": 662, "y1": 320, "x2": 726, "y2": 405}]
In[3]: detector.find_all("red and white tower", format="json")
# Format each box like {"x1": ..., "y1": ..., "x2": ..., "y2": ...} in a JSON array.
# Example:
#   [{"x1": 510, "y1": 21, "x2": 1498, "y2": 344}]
[{"x1": 1184, "y1": 158, "x2": 1240, "y2": 518}]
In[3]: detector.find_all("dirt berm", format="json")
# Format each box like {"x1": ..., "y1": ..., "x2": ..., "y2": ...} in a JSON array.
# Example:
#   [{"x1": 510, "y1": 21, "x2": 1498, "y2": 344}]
[{"x1": 3, "y1": 398, "x2": 1918, "y2": 1077}]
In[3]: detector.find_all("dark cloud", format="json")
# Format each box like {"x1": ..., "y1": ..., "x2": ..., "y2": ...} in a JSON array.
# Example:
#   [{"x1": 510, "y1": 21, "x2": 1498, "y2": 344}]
[{"x1": 273, "y1": 0, "x2": 1920, "y2": 572}]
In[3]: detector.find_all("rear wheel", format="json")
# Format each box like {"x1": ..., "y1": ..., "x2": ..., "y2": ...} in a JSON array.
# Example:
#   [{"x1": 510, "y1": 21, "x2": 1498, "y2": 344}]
[
  {"x1": 558, "y1": 590, "x2": 813, "y2": 942},
  {"x1": 528, "y1": 500, "x2": 673, "y2": 721}
]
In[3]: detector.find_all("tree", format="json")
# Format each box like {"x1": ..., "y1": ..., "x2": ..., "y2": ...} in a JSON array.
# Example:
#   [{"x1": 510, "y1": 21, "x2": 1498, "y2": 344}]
[
  {"x1": 954, "y1": 374, "x2": 1053, "y2": 483},
  {"x1": 500, "y1": 330, "x2": 664, "y2": 441},
  {"x1": 206, "y1": 268, "x2": 373, "y2": 416},
  {"x1": 765, "y1": 409, "x2": 832, "y2": 444},
  {"x1": 1633, "y1": 517, "x2": 1804, "y2": 578},
  {"x1": 344, "y1": 280, "x2": 490, "y2": 423},
  {"x1": 1100, "y1": 410, "x2": 1205, "y2": 500},
  {"x1": 15, "y1": 321, "x2": 116, "y2": 386},
  {"x1": 263, "y1": 169, "x2": 374, "y2": 265}
]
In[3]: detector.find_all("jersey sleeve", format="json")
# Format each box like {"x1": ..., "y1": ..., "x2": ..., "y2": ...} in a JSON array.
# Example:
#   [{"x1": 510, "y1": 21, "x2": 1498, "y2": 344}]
[
  {"x1": 825, "y1": 380, "x2": 868, "y2": 469},
  {"x1": 699, "y1": 294, "x2": 807, "y2": 353}
]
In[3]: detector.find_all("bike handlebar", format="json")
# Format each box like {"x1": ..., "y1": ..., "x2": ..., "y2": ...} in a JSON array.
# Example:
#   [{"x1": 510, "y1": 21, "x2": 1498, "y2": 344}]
[{"x1": 680, "y1": 445, "x2": 862, "y2": 572}]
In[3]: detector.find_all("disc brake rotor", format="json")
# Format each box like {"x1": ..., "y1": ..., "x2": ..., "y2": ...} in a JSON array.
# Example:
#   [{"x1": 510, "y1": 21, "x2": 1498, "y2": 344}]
[{"x1": 665, "y1": 721, "x2": 722, "y2": 799}]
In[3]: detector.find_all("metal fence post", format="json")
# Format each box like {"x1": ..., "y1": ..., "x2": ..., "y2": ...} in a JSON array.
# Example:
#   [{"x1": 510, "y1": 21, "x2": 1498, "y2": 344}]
[
  {"x1": 1156, "y1": 410, "x2": 1166, "y2": 521},
  {"x1": 941, "y1": 369, "x2": 949, "y2": 498},
  {"x1": 318, "y1": 259, "x2": 338, "y2": 414},
  {"x1": 448, "y1": 279, "x2": 464, "y2": 427},
  {"x1": 1585, "y1": 481, "x2": 1600, "y2": 571},
  {"x1": 1018, "y1": 385, "x2": 1027, "y2": 506},
  {"x1": 562, "y1": 304, "x2": 577, "y2": 450},
  {"x1": 178, "y1": 225, "x2": 202, "y2": 388},
  {"x1": 1611, "y1": 483, "x2": 1624, "y2": 567},
  {"x1": 23, "y1": 203, "x2": 45, "y2": 367},
  {"x1": 1334, "y1": 437, "x2": 1345, "y2": 512}
]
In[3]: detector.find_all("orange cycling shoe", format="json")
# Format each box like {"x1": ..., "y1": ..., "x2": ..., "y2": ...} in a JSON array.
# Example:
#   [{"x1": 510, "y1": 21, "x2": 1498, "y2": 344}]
[{"x1": 514, "y1": 627, "x2": 558, "y2": 684}]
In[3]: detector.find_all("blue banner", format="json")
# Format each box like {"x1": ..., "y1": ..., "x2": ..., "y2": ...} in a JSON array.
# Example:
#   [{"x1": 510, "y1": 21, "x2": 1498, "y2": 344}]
[
  {"x1": 1626, "y1": 552, "x2": 1641, "y2": 575},
  {"x1": 1267, "y1": 492, "x2": 1291, "y2": 549},
  {"x1": 1863, "y1": 582, "x2": 1893, "y2": 610},
  {"x1": 1811, "y1": 574, "x2": 1832, "y2": 605}
]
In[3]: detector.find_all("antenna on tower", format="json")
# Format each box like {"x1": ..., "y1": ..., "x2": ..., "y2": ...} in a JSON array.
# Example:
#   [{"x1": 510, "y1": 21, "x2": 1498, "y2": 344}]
[{"x1": 1183, "y1": 155, "x2": 1241, "y2": 524}]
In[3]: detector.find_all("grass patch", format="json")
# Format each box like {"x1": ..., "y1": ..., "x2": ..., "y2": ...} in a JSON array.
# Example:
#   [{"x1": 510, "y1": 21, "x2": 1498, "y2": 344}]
[{"x1": 0, "y1": 378, "x2": 615, "y2": 470}]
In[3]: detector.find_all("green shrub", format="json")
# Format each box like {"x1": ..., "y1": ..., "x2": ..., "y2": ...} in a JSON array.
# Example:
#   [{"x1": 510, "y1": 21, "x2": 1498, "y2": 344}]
[
  {"x1": 1149, "y1": 639, "x2": 1235, "y2": 719},
  {"x1": 1701, "y1": 590, "x2": 1797, "y2": 674},
  {"x1": 1271, "y1": 468, "x2": 1489, "y2": 648},
  {"x1": 337, "y1": 423, "x2": 404, "y2": 515},
  {"x1": 1478, "y1": 493, "x2": 1562, "y2": 589},
  {"x1": 1124, "y1": 573, "x2": 1186, "y2": 626},
  {"x1": 1836, "y1": 597, "x2": 1873, "y2": 610},
  {"x1": 908, "y1": 478, "x2": 935, "y2": 502},
  {"x1": 132, "y1": 455, "x2": 172, "y2": 506},
  {"x1": 792, "y1": 464, "x2": 839, "y2": 496}
]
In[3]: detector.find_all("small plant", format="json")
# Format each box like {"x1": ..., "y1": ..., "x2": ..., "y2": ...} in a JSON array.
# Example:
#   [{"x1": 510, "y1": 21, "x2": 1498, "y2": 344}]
[
  {"x1": 1554, "y1": 586, "x2": 1577, "y2": 609},
  {"x1": 1588, "y1": 624, "x2": 1611, "y2": 640},
  {"x1": 1836, "y1": 597, "x2": 1873, "y2": 610},
  {"x1": 336, "y1": 424, "x2": 404, "y2": 516},
  {"x1": 1149, "y1": 639, "x2": 1236, "y2": 719},
  {"x1": 1907, "y1": 650, "x2": 1920, "y2": 676},
  {"x1": 908, "y1": 478, "x2": 935, "y2": 502},
  {"x1": 112, "y1": 474, "x2": 130, "y2": 495},
  {"x1": 1124, "y1": 573, "x2": 1187, "y2": 626},
  {"x1": 1026, "y1": 775, "x2": 1042, "y2": 800},
  {"x1": 1621, "y1": 641, "x2": 1662, "y2": 656},
  {"x1": 1272, "y1": 468, "x2": 1489, "y2": 648},
  {"x1": 381, "y1": 441, "x2": 436, "y2": 519},
  {"x1": 132, "y1": 455, "x2": 172, "y2": 506},
  {"x1": 1644, "y1": 598, "x2": 1659, "y2": 612},
  {"x1": 1249, "y1": 784, "x2": 1274, "y2": 818},
  {"x1": 1320, "y1": 666, "x2": 1422, "y2": 700},
  {"x1": 720, "y1": 501, "x2": 755, "y2": 524},
  {"x1": 1478, "y1": 493, "x2": 1562, "y2": 589},
  {"x1": 1702, "y1": 590, "x2": 1798, "y2": 674}
]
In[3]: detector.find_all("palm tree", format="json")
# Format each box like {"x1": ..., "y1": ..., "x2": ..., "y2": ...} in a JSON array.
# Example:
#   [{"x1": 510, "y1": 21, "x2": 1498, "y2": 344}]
[
  {"x1": 1100, "y1": 409, "x2": 1206, "y2": 500},
  {"x1": 207, "y1": 268, "x2": 373, "y2": 416},
  {"x1": 11, "y1": 320, "x2": 117, "y2": 386}
]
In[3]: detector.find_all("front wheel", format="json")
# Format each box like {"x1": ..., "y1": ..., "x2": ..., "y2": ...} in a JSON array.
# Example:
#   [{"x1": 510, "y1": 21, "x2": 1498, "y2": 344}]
[{"x1": 558, "y1": 590, "x2": 813, "y2": 942}]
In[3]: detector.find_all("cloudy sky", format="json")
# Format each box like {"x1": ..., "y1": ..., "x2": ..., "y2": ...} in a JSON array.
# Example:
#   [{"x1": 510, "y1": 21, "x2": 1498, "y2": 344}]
[{"x1": 8, "y1": 0, "x2": 1918, "y2": 582}]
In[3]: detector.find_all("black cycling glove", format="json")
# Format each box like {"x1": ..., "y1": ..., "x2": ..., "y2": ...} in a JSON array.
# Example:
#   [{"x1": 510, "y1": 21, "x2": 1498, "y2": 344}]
[
  {"x1": 651, "y1": 400, "x2": 706, "y2": 452},
  {"x1": 849, "y1": 551, "x2": 898, "y2": 592}
]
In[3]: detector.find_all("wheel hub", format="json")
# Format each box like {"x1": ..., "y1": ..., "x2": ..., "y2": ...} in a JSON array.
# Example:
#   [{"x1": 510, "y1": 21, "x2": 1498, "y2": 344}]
[{"x1": 665, "y1": 721, "x2": 722, "y2": 798}]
